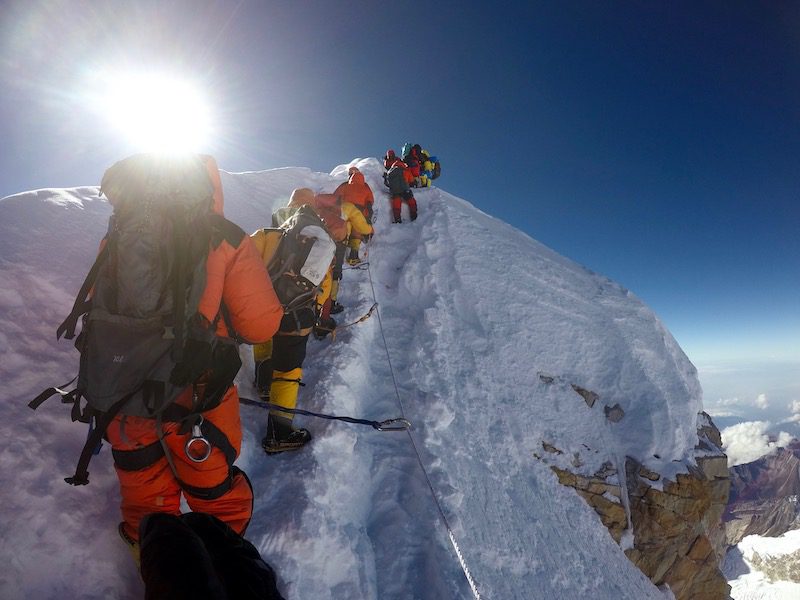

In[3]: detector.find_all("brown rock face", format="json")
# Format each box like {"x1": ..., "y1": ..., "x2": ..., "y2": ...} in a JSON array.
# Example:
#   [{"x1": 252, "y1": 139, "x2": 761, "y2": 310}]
[
  {"x1": 550, "y1": 412, "x2": 732, "y2": 599},
  {"x1": 725, "y1": 439, "x2": 800, "y2": 544},
  {"x1": 624, "y1": 456, "x2": 731, "y2": 599}
]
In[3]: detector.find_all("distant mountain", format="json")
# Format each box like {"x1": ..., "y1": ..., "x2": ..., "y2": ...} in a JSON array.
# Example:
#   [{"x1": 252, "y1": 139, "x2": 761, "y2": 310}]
[{"x1": 725, "y1": 439, "x2": 800, "y2": 545}]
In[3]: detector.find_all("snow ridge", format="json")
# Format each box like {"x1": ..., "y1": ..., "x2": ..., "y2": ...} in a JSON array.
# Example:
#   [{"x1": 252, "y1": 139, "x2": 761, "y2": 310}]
[{"x1": 0, "y1": 158, "x2": 700, "y2": 599}]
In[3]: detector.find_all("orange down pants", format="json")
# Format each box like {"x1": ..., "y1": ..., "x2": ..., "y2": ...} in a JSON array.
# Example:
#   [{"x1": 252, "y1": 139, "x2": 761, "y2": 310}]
[{"x1": 106, "y1": 386, "x2": 253, "y2": 543}]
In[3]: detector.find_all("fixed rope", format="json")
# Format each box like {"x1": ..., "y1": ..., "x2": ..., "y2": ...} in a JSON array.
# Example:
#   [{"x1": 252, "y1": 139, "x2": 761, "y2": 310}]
[
  {"x1": 364, "y1": 243, "x2": 482, "y2": 600},
  {"x1": 239, "y1": 396, "x2": 410, "y2": 431}
]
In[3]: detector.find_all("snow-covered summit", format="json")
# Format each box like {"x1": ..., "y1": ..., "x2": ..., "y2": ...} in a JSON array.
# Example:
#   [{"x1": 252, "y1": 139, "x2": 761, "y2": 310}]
[{"x1": 0, "y1": 157, "x2": 703, "y2": 598}]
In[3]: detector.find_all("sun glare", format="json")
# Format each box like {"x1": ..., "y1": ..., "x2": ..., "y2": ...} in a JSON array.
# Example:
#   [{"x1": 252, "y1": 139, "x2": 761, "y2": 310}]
[{"x1": 99, "y1": 72, "x2": 212, "y2": 153}]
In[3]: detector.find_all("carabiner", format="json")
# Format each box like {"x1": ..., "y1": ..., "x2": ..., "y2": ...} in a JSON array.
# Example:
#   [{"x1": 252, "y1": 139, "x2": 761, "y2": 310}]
[
  {"x1": 184, "y1": 415, "x2": 212, "y2": 463},
  {"x1": 376, "y1": 418, "x2": 413, "y2": 431}
]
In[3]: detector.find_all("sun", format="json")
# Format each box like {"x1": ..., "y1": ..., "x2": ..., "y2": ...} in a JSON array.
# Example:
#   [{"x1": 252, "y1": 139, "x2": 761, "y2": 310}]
[{"x1": 98, "y1": 71, "x2": 213, "y2": 153}]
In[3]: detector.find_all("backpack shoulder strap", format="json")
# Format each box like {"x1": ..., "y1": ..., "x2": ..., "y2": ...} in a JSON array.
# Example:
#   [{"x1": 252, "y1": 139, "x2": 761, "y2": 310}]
[
  {"x1": 209, "y1": 213, "x2": 245, "y2": 249},
  {"x1": 57, "y1": 240, "x2": 111, "y2": 340},
  {"x1": 250, "y1": 228, "x2": 284, "y2": 265}
]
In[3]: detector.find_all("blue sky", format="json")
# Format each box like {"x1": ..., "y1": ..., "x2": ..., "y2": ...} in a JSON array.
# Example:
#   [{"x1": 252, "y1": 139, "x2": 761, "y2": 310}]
[{"x1": 1, "y1": 1, "x2": 797, "y2": 417}]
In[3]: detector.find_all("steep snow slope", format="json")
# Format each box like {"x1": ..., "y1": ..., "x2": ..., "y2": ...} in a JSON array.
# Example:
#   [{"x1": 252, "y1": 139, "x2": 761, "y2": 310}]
[
  {"x1": 0, "y1": 158, "x2": 700, "y2": 599},
  {"x1": 724, "y1": 529, "x2": 800, "y2": 599}
]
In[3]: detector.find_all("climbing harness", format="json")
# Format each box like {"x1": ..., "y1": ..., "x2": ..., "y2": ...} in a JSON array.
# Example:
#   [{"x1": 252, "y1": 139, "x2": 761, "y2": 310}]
[
  {"x1": 365, "y1": 243, "x2": 483, "y2": 600},
  {"x1": 184, "y1": 414, "x2": 213, "y2": 463},
  {"x1": 240, "y1": 396, "x2": 411, "y2": 432}
]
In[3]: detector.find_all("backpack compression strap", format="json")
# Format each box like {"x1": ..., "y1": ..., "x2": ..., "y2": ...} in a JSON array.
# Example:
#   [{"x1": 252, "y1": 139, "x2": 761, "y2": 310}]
[
  {"x1": 65, "y1": 389, "x2": 138, "y2": 486},
  {"x1": 57, "y1": 242, "x2": 110, "y2": 340},
  {"x1": 169, "y1": 213, "x2": 191, "y2": 364}
]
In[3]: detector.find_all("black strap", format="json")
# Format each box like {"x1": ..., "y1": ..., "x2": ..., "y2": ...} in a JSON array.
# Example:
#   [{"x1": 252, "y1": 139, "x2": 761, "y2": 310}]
[
  {"x1": 239, "y1": 396, "x2": 411, "y2": 431},
  {"x1": 199, "y1": 418, "x2": 237, "y2": 467},
  {"x1": 57, "y1": 242, "x2": 110, "y2": 340},
  {"x1": 218, "y1": 301, "x2": 243, "y2": 344},
  {"x1": 65, "y1": 391, "x2": 136, "y2": 486},
  {"x1": 271, "y1": 377, "x2": 305, "y2": 387},
  {"x1": 171, "y1": 218, "x2": 188, "y2": 363},
  {"x1": 28, "y1": 377, "x2": 89, "y2": 423},
  {"x1": 154, "y1": 409, "x2": 236, "y2": 501},
  {"x1": 112, "y1": 413, "x2": 236, "y2": 472},
  {"x1": 112, "y1": 440, "x2": 164, "y2": 471},
  {"x1": 142, "y1": 381, "x2": 166, "y2": 416},
  {"x1": 180, "y1": 472, "x2": 234, "y2": 501},
  {"x1": 28, "y1": 377, "x2": 77, "y2": 410},
  {"x1": 66, "y1": 389, "x2": 87, "y2": 423}
]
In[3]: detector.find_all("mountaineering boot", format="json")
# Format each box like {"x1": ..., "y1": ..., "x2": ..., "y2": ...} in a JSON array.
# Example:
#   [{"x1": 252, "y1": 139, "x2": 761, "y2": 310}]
[
  {"x1": 347, "y1": 247, "x2": 361, "y2": 266},
  {"x1": 262, "y1": 415, "x2": 311, "y2": 454},
  {"x1": 118, "y1": 521, "x2": 142, "y2": 569},
  {"x1": 392, "y1": 216, "x2": 402, "y2": 224},
  {"x1": 346, "y1": 238, "x2": 363, "y2": 266},
  {"x1": 329, "y1": 280, "x2": 343, "y2": 314},
  {"x1": 254, "y1": 359, "x2": 273, "y2": 399}
]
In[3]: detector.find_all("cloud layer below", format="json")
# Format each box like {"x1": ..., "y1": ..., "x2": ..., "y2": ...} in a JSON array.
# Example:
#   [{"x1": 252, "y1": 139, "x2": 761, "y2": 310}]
[{"x1": 721, "y1": 421, "x2": 793, "y2": 466}]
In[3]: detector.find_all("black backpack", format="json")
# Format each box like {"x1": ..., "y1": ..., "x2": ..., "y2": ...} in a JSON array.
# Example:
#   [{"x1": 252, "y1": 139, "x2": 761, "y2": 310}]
[{"x1": 30, "y1": 153, "x2": 243, "y2": 485}]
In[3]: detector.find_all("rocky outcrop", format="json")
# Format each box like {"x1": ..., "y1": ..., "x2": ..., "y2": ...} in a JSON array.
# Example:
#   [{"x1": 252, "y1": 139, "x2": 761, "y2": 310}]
[
  {"x1": 623, "y1": 452, "x2": 731, "y2": 599},
  {"x1": 725, "y1": 439, "x2": 800, "y2": 545},
  {"x1": 546, "y1": 411, "x2": 731, "y2": 599}
]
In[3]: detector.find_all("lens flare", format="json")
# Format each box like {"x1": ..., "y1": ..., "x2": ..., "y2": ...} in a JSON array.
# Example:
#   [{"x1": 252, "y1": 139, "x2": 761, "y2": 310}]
[{"x1": 98, "y1": 71, "x2": 212, "y2": 153}]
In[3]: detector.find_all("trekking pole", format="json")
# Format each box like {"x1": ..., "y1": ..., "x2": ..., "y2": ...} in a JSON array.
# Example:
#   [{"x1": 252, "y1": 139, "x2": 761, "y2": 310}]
[{"x1": 239, "y1": 397, "x2": 411, "y2": 431}]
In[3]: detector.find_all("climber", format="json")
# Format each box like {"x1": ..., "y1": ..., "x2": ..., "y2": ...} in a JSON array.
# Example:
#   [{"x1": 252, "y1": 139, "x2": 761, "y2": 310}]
[
  {"x1": 333, "y1": 166, "x2": 375, "y2": 269},
  {"x1": 250, "y1": 188, "x2": 336, "y2": 453},
  {"x1": 385, "y1": 159, "x2": 417, "y2": 223}
]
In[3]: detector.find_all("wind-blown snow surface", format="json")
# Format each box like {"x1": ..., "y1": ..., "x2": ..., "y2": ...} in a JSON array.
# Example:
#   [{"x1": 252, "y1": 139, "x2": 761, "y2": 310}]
[
  {"x1": 0, "y1": 157, "x2": 702, "y2": 599},
  {"x1": 724, "y1": 530, "x2": 800, "y2": 599}
]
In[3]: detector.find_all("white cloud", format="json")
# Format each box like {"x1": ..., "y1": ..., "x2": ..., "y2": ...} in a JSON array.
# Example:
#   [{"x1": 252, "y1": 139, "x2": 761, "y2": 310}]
[
  {"x1": 716, "y1": 397, "x2": 743, "y2": 407},
  {"x1": 705, "y1": 397, "x2": 744, "y2": 417},
  {"x1": 704, "y1": 409, "x2": 739, "y2": 418},
  {"x1": 721, "y1": 421, "x2": 794, "y2": 467},
  {"x1": 705, "y1": 394, "x2": 770, "y2": 417},
  {"x1": 789, "y1": 399, "x2": 800, "y2": 414}
]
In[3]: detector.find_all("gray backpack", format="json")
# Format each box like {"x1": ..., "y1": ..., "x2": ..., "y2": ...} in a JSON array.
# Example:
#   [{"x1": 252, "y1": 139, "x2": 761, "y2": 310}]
[{"x1": 31, "y1": 153, "x2": 242, "y2": 485}]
